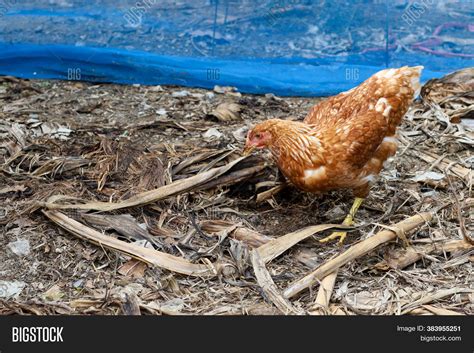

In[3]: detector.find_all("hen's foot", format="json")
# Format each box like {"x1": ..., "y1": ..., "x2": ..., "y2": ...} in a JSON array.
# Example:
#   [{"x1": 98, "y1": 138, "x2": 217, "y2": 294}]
[
  {"x1": 319, "y1": 197, "x2": 364, "y2": 245},
  {"x1": 319, "y1": 231, "x2": 348, "y2": 245}
]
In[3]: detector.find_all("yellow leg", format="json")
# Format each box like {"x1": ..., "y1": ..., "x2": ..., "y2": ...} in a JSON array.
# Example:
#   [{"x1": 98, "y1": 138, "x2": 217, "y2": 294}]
[{"x1": 319, "y1": 197, "x2": 364, "y2": 245}]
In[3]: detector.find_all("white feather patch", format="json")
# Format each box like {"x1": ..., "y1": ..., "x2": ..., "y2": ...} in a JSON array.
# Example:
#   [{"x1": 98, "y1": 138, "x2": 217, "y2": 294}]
[
  {"x1": 375, "y1": 98, "x2": 392, "y2": 118},
  {"x1": 308, "y1": 135, "x2": 322, "y2": 148},
  {"x1": 376, "y1": 68, "x2": 396, "y2": 78},
  {"x1": 304, "y1": 166, "x2": 326, "y2": 181},
  {"x1": 382, "y1": 136, "x2": 398, "y2": 144},
  {"x1": 361, "y1": 174, "x2": 377, "y2": 185},
  {"x1": 375, "y1": 98, "x2": 387, "y2": 112},
  {"x1": 410, "y1": 76, "x2": 421, "y2": 98}
]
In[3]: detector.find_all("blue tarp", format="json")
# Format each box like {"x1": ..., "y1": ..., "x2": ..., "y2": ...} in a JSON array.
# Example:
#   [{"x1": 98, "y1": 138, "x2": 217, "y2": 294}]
[{"x1": 0, "y1": 0, "x2": 472, "y2": 96}]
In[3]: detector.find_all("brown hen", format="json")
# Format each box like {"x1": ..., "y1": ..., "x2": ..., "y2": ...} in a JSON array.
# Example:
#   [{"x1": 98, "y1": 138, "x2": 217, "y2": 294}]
[{"x1": 244, "y1": 66, "x2": 423, "y2": 244}]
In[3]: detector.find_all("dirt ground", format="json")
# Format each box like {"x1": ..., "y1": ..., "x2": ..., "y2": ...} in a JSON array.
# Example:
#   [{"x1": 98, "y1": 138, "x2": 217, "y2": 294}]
[{"x1": 0, "y1": 72, "x2": 472, "y2": 315}]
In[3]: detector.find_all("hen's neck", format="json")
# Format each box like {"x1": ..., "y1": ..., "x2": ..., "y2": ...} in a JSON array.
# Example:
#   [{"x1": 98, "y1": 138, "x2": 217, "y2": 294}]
[{"x1": 268, "y1": 122, "x2": 325, "y2": 167}]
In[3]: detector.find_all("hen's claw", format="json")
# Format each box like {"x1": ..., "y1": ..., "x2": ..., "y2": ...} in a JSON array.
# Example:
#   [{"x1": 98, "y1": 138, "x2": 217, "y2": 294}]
[
  {"x1": 319, "y1": 231, "x2": 347, "y2": 245},
  {"x1": 320, "y1": 197, "x2": 364, "y2": 246}
]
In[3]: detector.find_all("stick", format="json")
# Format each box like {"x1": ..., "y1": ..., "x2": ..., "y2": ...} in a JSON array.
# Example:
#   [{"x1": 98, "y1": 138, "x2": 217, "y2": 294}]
[
  {"x1": 309, "y1": 272, "x2": 338, "y2": 315},
  {"x1": 256, "y1": 184, "x2": 286, "y2": 203},
  {"x1": 414, "y1": 150, "x2": 472, "y2": 184},
  {"x1": 250, "y1": 223, "x2": 349, "y2": 313},
  {"x1": 43, "y1": 210, "x2": 219, "y2": 277},
  {"x1": 197, "y1": 164, "x2": 266, "y2": 190},
  {"x1": 401, "y1": 288, "x2": 473, "y2": 314},
  {"x1": 40, "y1": 156, "x2": 249, "y2": 211},
  {"x1": 421, "y1": 305, "x2": 465, "y2": 316},
  {"x1": 231, "y1": 227, "x2": 273, "y2": 248},
  {"x1": 200, "y1": 220, "x2": 274, "y2": 248},
  {"x1": 375, "y1": 239, "x2": 473, "y2": 270},
  {"x1": 283, "y1": 212, "x2": 433, "y2": 299},
  {"x1": 408, "y1": 305, "x2": 465, "y2": 316},
  {"x1": 250, "y1": 250, "x2": 302, "y2": 315},
  {"x1": 257, "y1": 224, "x2": 351, "y2": 264}
]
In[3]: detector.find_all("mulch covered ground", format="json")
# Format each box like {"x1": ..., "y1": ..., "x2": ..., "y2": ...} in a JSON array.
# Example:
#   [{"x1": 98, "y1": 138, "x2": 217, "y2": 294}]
[{"x1": 0, "y1": 70, "x2": 472, "y2": 315}]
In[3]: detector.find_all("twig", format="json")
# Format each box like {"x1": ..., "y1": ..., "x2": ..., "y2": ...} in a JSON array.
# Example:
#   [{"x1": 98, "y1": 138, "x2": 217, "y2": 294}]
[
  {"x1": 283, "y1": 212, "x2": 433, "y2": 299},
  {"x1": 250, "y1": 223, "x2": 351, "y2": 314},
  {"x1": 401, "y1": 288, "x2": 473, "y2": 314},
  {"x1": 172, "y1": 150, "x2": 228, "y2": 175},
  {"x1": 309, "y1": 272, "x2": 337, "y2": 315},
  {"x1": 375, "y1": 239, "x2": 473, "y2": 270},
  {"x1": 256, "y1": 184, "x2": 286, "y2": 203},
  {"x1": 414, "y1": 150, "x2": 472, "y2": 184},
  {"x1": 449, "y1": 177, "x2": 474, "y2": 245},
  {"x1": 200, "y1": 220, "x2": 274, "y2": 248},
  {"x1": 408, "y1": 305, "x2": 465, "y2": 316},
  {"x1": 197, "y1": 164, "x2": 266, "y2": 190},
  {"x1": 250, "y1": 250, "x2": 303, "y2": 315},
  {"x1": 40, "y1": 156, "x2": 249, "y2": 211},
  {"x1": 42, "y1": 210, "x2": 220, "y2": 277},
  {"x1": 257, "y1": 224, "x2": 351, "y2": 264}
]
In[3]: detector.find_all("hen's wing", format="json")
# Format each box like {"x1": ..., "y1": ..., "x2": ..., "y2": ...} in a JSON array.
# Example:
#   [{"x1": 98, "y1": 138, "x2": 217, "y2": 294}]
[
  {"x1": 304, "y1": 66, "x2": 422, "y2": 134},
  {"x1": 304, "y1": 66, "x2": 423, "y2": 195},
  {"x1": 310, "y1": 66, "x2": 423, "y2": 161}
]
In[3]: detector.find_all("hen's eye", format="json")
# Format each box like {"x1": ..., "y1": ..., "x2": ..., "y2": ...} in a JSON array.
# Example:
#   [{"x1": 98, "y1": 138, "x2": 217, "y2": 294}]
[{"x1": 255, "y1": 133, "x2": 261, "y2": 139}]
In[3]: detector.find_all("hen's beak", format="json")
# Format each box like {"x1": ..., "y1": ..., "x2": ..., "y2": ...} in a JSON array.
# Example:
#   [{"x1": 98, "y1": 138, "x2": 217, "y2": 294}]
[{"x1": 243, "y1": 144, "x2": 255, "y2": 156}]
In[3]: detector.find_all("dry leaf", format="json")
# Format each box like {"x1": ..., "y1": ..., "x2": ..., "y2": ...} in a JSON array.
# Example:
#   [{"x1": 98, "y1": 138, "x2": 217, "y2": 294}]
[
  {"x1": 43, "y1": 284, "x2": 64, "y2": 301},
  {"x1": 118, "y1": 259, "x2": 148, "y2": 278},
  {"x1": 209, "y1": 102, "x2": 242, "y2": 122},
  {"x1": 411, "y1": 171, "x2": 445, "y2": 182},
  {"x1": 203, "y1": 128, "x2": 223, "y2": 139}
]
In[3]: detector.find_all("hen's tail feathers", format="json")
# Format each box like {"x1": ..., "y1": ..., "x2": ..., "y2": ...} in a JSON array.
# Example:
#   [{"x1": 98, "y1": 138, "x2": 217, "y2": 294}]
[
  {"x1": 375, "y1": 65, "x2": 424, "y2": 99},
  {"x1": 402, "y1": 65, "x2": 424, "y2": 98}
]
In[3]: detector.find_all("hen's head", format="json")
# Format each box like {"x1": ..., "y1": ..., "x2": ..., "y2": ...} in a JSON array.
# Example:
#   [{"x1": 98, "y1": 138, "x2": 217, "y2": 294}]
[{"x1": 243, "y1": 120, "x2": 280, "y2": 155}]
